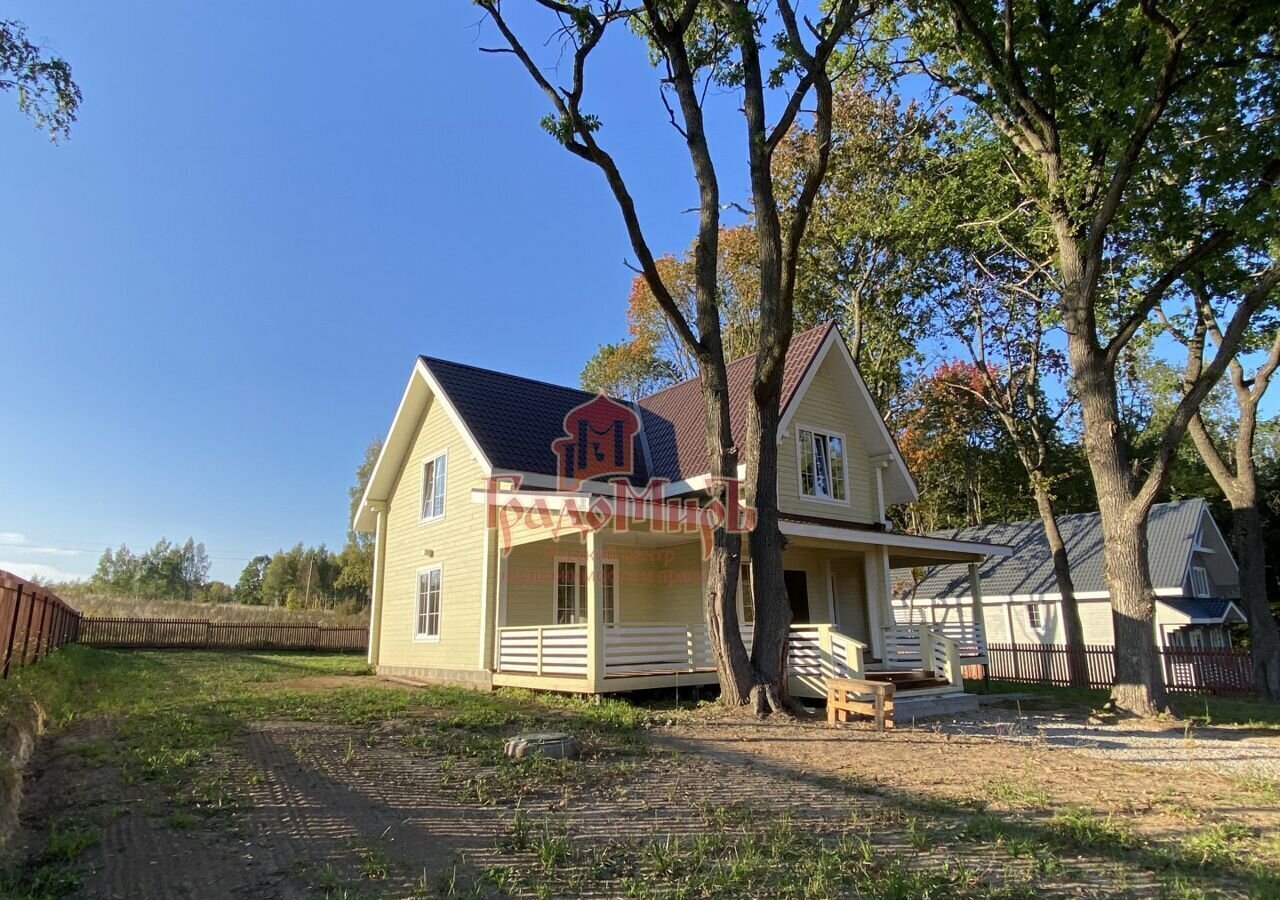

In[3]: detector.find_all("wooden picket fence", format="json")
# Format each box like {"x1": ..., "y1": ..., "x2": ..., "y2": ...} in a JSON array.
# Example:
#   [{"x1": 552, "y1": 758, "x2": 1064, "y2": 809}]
[
  {"x1": 0, "y1": 571, "x2": 82, "y2": 678},
  {"x1": 985, "y1": 641, "x2": 1254, "y2": 695},
  {"x1": 78, "y1": 617, "x2": 367, "y2": 653}
]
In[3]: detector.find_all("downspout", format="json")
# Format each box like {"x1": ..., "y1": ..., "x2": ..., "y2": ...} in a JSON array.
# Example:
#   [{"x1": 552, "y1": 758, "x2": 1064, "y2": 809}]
[{"x1": 367, "y1": 503, "x2": 388, "y2": 668}]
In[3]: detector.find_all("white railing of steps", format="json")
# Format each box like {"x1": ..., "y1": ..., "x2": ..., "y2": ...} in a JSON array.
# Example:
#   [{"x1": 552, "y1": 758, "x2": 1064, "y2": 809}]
[
  {"x1": 497, "y1": 623, "x2": 867, "y2": 683},
  {"x1": 895, "y1": 616, "x2": 987, "y2": 659},
  {"x1": 881, "y1": 624, "x2": 963, "y2": 687}
]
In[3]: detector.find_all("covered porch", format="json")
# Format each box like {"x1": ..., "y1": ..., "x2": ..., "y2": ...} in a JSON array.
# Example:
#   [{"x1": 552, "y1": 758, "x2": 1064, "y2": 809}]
[{"x1": 487, "y1": 509, "x2": 1007, "y2": 702}]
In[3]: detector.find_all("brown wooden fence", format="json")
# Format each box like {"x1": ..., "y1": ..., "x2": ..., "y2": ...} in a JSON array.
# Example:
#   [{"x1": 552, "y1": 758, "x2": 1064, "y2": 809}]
[
  {"x1": 985, "y1": 641, "x2": 1254, "y2": 695},
  {"x1": 0, "y1": 571, "x2": 82, "y2": 678},
  {"x1": 78, "y1": 617, "x2": 367, "y2": 653}
]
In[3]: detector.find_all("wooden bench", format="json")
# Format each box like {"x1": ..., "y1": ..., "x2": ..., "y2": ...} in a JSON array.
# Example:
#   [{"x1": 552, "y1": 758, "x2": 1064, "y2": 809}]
[{"x1": 827, "y1": 677, "x2": 895, "y2": 732}]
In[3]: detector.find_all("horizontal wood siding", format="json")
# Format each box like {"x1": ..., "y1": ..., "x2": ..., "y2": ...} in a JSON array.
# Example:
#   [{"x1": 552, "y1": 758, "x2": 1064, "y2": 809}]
[
  {"x1": 777, "y1": 354, "x2": 876, "y2": 524},
  {"x1": 378, "y1": 392, "x2": 488, "y2": 673}
]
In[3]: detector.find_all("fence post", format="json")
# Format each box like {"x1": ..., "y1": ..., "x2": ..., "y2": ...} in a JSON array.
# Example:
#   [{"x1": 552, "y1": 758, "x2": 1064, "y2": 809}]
[
  {"x1": 36, "y1": 595, "x2": 52, "y2": 660},
  {"x1": 2, "y1": 584, "x2": 24, "y2": 679},
  {"x1": 1012, "y1": 643, "x2": 1021, "y2": 681},
  {"x1": 19, "y1": 588, "x2": 38, "y2": 667}
]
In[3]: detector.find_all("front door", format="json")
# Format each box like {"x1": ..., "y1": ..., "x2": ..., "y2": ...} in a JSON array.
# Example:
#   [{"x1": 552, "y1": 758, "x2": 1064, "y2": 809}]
[{"x1": 784, "y1": 570, "x2": 810, "y2": 624}]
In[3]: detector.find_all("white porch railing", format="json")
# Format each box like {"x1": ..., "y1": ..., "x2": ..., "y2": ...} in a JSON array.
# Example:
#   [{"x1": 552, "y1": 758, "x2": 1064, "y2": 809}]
[
  {"x1": 881, "y1": 624, "x2": 962, "y2": 687},
  {"x1": 495, "y1": 622, "x2": 866, "y2": 685},
  {"x1": 496, "y1": 625, "x2": 588, "y2": 676},
  {"x1": 894, "y1": 614, "x2": 986, "y2": 659},
  {"x1": 923, "y1": 622, "x2": 986, "y2": 659},
  {"x1": 603, "y1": 623, "x2": 714, "y2": 675}
]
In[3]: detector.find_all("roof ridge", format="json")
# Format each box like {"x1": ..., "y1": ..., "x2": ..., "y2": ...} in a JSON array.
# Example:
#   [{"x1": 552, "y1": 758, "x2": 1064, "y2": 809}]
[
  {"x1": 930, "y1": 498, "x2": 1199, "y2": 537},
  {"x1": 419, "y1": 355, "x2": 609, "y2": 400},
  {"x1": 637, "y1": 320, "x2": 835, "y2": 403}
]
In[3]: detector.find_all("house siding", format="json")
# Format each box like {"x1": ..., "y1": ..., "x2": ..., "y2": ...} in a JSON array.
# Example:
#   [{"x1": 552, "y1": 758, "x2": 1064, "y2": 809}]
[
  {"x1": 777, "y1": 355, "x2": 878, "y2": 524},
  {"x1": 377, "y1": 393, "x2": 489, "y2": 676}
]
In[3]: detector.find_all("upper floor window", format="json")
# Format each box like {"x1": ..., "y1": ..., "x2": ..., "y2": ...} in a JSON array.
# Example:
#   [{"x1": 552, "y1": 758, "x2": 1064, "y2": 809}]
[
  {"x1": 420, "y1": 451, "x2": 447, "y2": 522},
  {"x1": 1026, "y1": 603, "x2": 1042, "y2": 630},
  {"x1": 1190, "y1": 566, "x2": 1210, "y2": 598},
  {"x1": 798, "y1": 427, "x2": 847, "y2": 502}
]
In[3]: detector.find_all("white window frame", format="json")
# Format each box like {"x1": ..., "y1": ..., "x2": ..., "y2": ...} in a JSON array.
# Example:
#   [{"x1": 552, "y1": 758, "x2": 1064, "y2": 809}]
[
  {"x1": 419, "y1": 449, "x2": 448, "y2": 524},
  {"x1": 1025, "y1": 602, "x2": 1042, "y2": 630},
  {"x1": 795, "y1": 424, "x2": 849, "y2": 504},
  {"x1": 414, "y1": 564, "x2": 442, "y2": 642},
  {"x1": 1190, "y1": 565, "x2": 1210, "y2": 598},
  {"x1": 552, "y1": 557, "x2": 618, "y2": 625},
  {"x1": 738, "y1": 562, "x2": 754, "y2": 625}
]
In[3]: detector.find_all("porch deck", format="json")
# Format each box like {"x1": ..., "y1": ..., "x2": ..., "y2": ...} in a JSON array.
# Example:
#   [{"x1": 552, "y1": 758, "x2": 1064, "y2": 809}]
[{"x1": 492, "y1": 621, "x2": 969, "y2": 700}]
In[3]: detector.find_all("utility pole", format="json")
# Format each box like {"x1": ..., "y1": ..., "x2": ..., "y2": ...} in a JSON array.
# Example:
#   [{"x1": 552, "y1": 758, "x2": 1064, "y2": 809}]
[{"x1": 304, "y1": 559, "x2": 314, "y2": 609}]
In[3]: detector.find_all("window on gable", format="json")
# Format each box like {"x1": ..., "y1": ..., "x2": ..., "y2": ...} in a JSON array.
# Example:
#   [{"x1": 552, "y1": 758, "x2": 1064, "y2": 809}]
[
  {"x1": 416, "y1": 567, "x2": 442, "y2": 639},
  {"x1": 798, "y1": 428, "x2": 846, "y2": 501},
  {"x1": 555, "y1": 560, "x2": 616, "y2": 625},
  {"x1": 1026, "y1": 603, "x2": 1041, "y2": 629},
  {"x1": 1190, "y1": 566, "x2": 1210, "y2": 598},
  {"x1": 420, "y1": 452, "x2": 447, "y2": 522}
]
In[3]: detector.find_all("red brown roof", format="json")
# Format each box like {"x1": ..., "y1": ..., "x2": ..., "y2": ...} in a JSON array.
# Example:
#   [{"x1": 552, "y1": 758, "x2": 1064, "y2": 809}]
[{"x1": 636, "y1": 322, "x2": 834, "y2": 481}]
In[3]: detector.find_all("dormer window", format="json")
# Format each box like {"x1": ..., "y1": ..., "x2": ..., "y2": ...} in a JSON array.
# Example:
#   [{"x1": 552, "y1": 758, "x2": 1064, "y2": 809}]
[
  {"x1": 420, "y1": 451, "x2": 447, "y2": 522},
  {"x1": 798, "y1": 427, "x2": 847, "y2": 502},
  {"x1": 1190, "y1": 566, "x2": 1210, "y2": 598}
]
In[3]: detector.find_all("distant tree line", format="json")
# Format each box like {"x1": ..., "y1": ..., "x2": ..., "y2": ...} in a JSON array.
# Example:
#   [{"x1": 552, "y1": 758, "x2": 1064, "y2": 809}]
[
  {"x1": 86, "y1": 438, "x2": 383, "y2": 613},
  {"x1": 91, "y1": 538, "x2": 215, "y2": 602}
]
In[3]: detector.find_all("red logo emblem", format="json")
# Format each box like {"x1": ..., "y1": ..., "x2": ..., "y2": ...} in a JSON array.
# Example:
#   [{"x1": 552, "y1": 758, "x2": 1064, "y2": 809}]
[{"x1": 553, "y1": 394, "x2": 641, "y2": 489}]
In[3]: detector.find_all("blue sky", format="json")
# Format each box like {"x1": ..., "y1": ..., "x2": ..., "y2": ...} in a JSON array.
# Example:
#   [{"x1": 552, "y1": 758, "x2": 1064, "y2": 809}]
[{"x1": 0, "y1": 2, "x2": 768, "y2": 583}]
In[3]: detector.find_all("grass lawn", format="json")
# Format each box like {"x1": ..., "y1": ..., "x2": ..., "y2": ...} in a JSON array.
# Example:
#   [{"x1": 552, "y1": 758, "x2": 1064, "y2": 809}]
[
  {"x1": 966, "y1": 678, "x2": 1280, "y2": 729},
  {"x1": 0, "y1": 648, "x2": 1276, "y2": 898}
]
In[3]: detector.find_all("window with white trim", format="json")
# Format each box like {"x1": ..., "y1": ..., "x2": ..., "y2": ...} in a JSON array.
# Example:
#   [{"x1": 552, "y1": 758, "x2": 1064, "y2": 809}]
[
  {"x1": 798, "y1": 428, "x2": 847, "y2": 501},
  {"x1": 420, "y1": 452, "x2": 447, "y2": 522},
  {"x1": 415, "y1": 567, "x2": 442, "y2": 639},
  {"x1": 738, "y1": 563, "x2": 754, "y2": 625},
  {"x1": 1190, "y1": 566, "x2": 1210, "y2": 598},
  {"x1": 1026, "y1": 603, "x2": 1041, "y2": 629},
  {"x1": 554, "y1": 561, "x2": 616, "y2": 625}
]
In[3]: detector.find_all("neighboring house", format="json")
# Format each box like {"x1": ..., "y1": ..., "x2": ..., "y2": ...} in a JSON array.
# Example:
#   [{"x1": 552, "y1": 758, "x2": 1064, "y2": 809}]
[
  {"x1": 353, "y1": 323, "x2": 1010, "y2": 713},
  {"x1": 896, "y1": 499, "x2": 1246, "y2": 653}
]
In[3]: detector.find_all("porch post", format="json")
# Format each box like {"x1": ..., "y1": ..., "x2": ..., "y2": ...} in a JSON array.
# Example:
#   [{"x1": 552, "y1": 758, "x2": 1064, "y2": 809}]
[
  {"x1": 366, "y1": 504, "x2": 387, "y2": 668},
  {"x1": 967, "y1": 561, "x2": 988, "y2": 660},
  {"x1": 863, "y1": 552, "x2": 883, "y2": 660},
  {"x1": 585, "y1": 528, "x2": 605, "y2": 692}
]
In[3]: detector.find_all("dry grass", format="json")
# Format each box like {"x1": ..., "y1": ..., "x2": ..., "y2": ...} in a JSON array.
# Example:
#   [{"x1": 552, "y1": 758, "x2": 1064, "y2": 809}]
[{"x1": 59, "y1": 591, "x2": 370, "y2": 627}]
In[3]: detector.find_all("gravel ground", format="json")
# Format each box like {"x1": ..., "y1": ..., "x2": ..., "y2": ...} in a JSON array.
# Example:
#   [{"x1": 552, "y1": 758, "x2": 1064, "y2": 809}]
[{"x1": 939, "y1": 707, "x2": 1280, "y2": 782}]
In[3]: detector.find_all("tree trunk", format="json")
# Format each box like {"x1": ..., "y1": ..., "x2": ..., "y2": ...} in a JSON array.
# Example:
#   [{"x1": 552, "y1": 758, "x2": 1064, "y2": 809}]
[
  {"x1": 746, "y1": 369, "x2": 792, "y2": 716},
  {"x1": 698, "y1": 352, "x2": 754, "y2": 705},
  {"x1": 1032, "y1": 485, "x2": 1089, "y2": 687},
  {"x1": 1100, "y1": 506, "x2": 1169, "y2": 715},
  {"x1": 1231, "y1": 499, "x2": 1280, "y2": 701},
  {"x1": 1061, "y1": 257, "x2": 1168, "y2": 717}
]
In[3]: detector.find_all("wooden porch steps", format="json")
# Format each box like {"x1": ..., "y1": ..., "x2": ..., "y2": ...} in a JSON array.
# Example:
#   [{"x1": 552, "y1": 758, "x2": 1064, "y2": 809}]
[{"x1": 864, "y1": 669, "x2": 950, "y2": 692}]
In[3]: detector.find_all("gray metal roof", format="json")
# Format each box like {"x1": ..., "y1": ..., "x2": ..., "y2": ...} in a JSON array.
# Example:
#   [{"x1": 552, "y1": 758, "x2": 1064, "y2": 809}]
[
  {"x1": 1159, "y1": 597, "x2": 1244, "y2": 623},
  {"x1": 910, "y1": 499, "x2": 1208, "y2": 599}
]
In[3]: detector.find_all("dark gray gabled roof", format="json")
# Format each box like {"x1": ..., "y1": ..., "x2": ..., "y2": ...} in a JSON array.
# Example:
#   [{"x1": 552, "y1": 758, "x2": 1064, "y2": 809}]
[
  {"x1": 1159, "y1": 597, "x2": 1245, "y2": 623},
  {"x1": 910, "y1": 499, "x2": 1208, "y2": 600},
  {"x1": 420, "y1": 356, "x2": 652, "y2": 485}
]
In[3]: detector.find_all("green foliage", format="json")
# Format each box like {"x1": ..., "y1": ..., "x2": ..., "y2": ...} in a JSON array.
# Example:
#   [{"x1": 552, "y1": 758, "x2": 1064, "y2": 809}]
[
  {"x1": 91, "y1": 537, "x2": 211, "y2": 601},
  {"x1": 0, "y1": 18, "x2": 81, "y2": 141},
  {"x1": 580, "y1": 341, "x2": 679, "y2": 399},
  {"x1": 234, "y1": 555, "x2": 270, "y2": 606}
]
